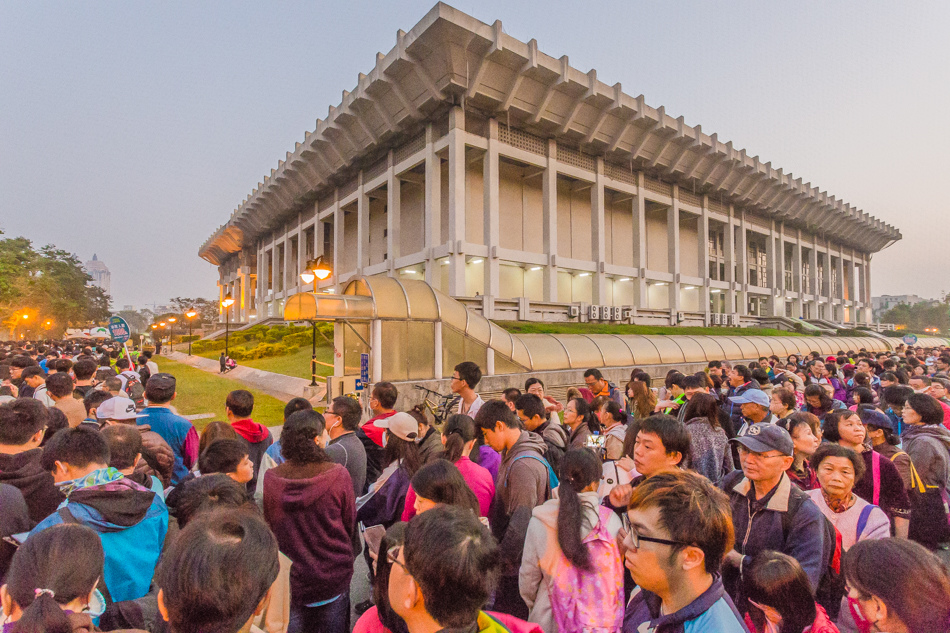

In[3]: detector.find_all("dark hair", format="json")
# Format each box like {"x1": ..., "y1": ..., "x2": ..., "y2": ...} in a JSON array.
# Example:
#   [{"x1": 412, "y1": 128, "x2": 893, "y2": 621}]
[
  {"x1": 82, "y1": 390, "x2": 113, "y2": 416},
  {"x1": 280, "y1": 409, "x2": 329, "y2": 463},
  {"x1": 145, "y1": 373, "x2": 175, "y2": 403},
  {"x1": 403, "y1": 505, "x2": 500, "y2": 628},
  {"x1": 155, "y1": 509, "x2": 279, "y2": 633},
  {"x1": 743, "y1": 551, "x2": 817, "y2": 633},
  {"x1": 20, "y1": 366, "x2": 45, "y2": 382},
  {"x1": 583, "y1": 368, "x2": 604, "y2": 381},
  {"x1": 473, "y1": 399, "x2": 520, "y2": 431},
  {"x1": 373, "y1": 523, "x2": 411, "y2": 633},
  {"x1": 225, "y1": 390, "x2": 254, "y2": 418},
  {"x1": 282, "y1": 397, "x2": 312, "y2": 421},
  {"x1": 103, "y1": 376, "x2": 123, "y2": 393},
  {"x1": 852, "y1": 387, "x2": 875, "y2": 405},
  {"x1": 630, "y1": 369, "x2": 652, "y2": 387},
  {"x1": 524, "y1": 377, "x2": 544, "y2": 392},
  {"x1": 681, "y1": 374, "x2": 706, "y2": 391},
  {"x1": 665, "y1": 371, "x2": 686, "y2": 390},
  {"x1": 331, "y1": 395, "x2": 363, "y2": 431},
  {"x1": 384, "y1": 432, "x2": 424, "y2": 478},
  {"x1": 45, "y1": 372, "x2": 73, "y2": 398},
  {"x1": 843, "y1": 538, "x2": 950, "y2": 633},
  {"x1": 43, "y1": 409, "x2": 69, "y2": 446},
  {"x1": 41, "y1": 426, "x2": 109, "y2": 471},
  {"x1": 515, "y1": 393, "x2": 546, "y2": 421},
  {"x1": 101, "y1": 424, "x2": 142, "y2": 470},
  {"x1": 621, "y1": 418, "x2": 644, "y2": 459},
  {"x1": 199, "y1": 438, "x2": 249, "y2": 476},
  {"x1": 820, "y1": 409, "x2": 857, "y2": 443},
  {"x1": 454, "y1": 361, "x2": 482, "y2": 389},
  {"x1": 627, "y1": 470, "x2": 733, "y2": 574},
  {"x1": 751, "y1": 368, "x2": 770, "y2": 386},
  {"x1": 881, "y1": 384, "x2": 913, "y2": 409},
  {"x1": 406, "y1": 405, "x2": 428, "y2": 431},
  {"x1": 0, "y1": 399, "x2": 50, "y2": 445},
  {"x1": 907, "y1": 393, "x2": 946, "y2": 426},
  {"x1": 804, "y1": 383, "x2": 833, "y2": 410},
  {"x1": 601, "y1": 400, "x2": 628, "y2": 426},
  {"x1": 910, "y1": 375, "x2": 933, "y2": 387},
  {"x1": 732, "y1": 364, "x2": 753, "y2": 383},
  {"x1": 175, "y1": 474, "x2": 254, "y2": 528},
  {"x1": 410, "y1": 460, "x2": 479, "y2": 516},
  {"x1": 442, "y1": 414, "x2": 476, "y2": 463},
  {"x1": 556, "y1": 448, "x2": 602, "y2": 571},
  {"x1": 502, "y1": 387, "x2": 521, "y2": 404},
  {"x1": 681, "y1": 393, "x2": 720, "y2": 429},
  {"x1": 567, "y1": 397, "x2": 601, "y2": 435},
  {"x1": 811, "y1": 442, "x2": 866, "y2": 481},
  {"x1": 772, "y1": 387, "x2": 797, "y2": 413},
  {"x1": 9, "y1": 355, "x2": 36, "y2": 369},
  {"x1": 372, "y1": 382, "x2": 398, "y2": 409},
  {"x1": 637, "y1": 414, "x2": 691, "y2": 466},
  {"x1": 784, "y1": 411, "x2": 820, "y2": 441},
  {"x1": 199, "y1": 420, "x2": 239, "y2": 456},
  {"x1": 626, "y1": 381, "x2": 657, "y2": 419},
  {"x1": 6, "y1": 524, "x2": 104, "y2": 633}
]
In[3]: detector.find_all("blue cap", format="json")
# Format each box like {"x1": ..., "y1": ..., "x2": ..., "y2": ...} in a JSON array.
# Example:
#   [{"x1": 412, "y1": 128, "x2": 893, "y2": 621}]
[{"x1": 859, "y1": 408, "x2": 896, "y2": 432}]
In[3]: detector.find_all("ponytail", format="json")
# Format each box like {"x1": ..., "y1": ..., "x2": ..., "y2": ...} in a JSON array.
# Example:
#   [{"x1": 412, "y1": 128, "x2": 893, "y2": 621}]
[
  {"x1": 570, "y1": 398, "x2": 601, "y2": 435},
  {"x1": 10, "y1": 592, "x2": 72, "y2": 633},
  {"x1": 441, "y1": 414, "x2": 476, "y2": 463},
  {"x1": 603, "y1": 400, "x2": 627, "y2": 426},
  {"x1": 556, "y1": 449, "x2": 602, "y2": 571}
]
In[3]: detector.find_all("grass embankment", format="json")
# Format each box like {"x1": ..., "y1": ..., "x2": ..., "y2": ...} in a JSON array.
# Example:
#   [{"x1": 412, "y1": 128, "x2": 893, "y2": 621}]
[
  {"x1": 153, "y1": 356, "x2": 287, "y2": 430},
  {"x1": 185, "y1": 341, "x2": 335, "y2": 381},
  {"x1": 497, "y1": 321, "x2": 805, "y2": 337}
]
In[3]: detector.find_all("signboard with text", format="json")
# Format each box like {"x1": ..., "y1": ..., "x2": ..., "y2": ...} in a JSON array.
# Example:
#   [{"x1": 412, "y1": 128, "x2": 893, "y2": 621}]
[{"x1": 108, "y1": 316, "x2": 131, "y2": 344}]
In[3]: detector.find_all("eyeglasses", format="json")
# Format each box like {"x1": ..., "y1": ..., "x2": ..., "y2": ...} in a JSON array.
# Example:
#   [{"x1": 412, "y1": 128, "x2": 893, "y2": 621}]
[
  {"x1": 386, "y1": 545, "x2": 410, "y2": 575},
  {"x1": 325, "y1": 410, "x2": 340, "y2": 417},
  {"x1": 623, "y1": 528, "x2": 688, "y2": 550}
]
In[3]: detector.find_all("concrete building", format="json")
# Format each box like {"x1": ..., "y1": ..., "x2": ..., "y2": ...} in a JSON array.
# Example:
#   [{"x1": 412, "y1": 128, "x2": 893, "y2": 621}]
[
  {"x1": 872, "y1": 294, "x2": 930, "y2": 321},
  {"x1": 199, "y1": 3, "x2": 900, "y2": 330},
  {"x1": 84, "y1": 254, "x2": 111, "y2": 296}
]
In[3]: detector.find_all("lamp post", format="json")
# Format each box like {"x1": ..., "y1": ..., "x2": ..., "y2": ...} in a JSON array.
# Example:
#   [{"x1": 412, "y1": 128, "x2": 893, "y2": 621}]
[
  {"x1": 159, "y1": 322, "x2": 167, "y2": 353},
  {"x1": 151, "y1": 323, "x2": 158, "y2": 350},
  {"x1": 300, "y1": 256, "x2": 333, "y2": 387},
  {"x1": 185, "y1": 310, "x2": 197, "y2": 355},
  {"x1": 221, "y1": 294, "x2": 235, "y2": 359},
  {"x1": 168, "y1": 317, "x2": 177, "y2": 353}
]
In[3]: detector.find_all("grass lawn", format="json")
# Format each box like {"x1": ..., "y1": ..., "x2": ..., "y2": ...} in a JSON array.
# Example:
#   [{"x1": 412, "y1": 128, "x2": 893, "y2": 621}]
[
  {"x1": 238, "y1": 345, "x2": 335, "y2": 380},
  {"x1": 153, "y1": 356, "x2": 287, "y2": 430},
  {"x1": 497, "y1": 321, "x2": 805, "y2": 337}
]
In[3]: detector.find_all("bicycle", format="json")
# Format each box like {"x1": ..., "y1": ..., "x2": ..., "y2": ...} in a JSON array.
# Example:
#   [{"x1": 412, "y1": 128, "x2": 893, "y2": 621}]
[{"x1": 414, "y1": 385, "x2": 460, "y2": 427}]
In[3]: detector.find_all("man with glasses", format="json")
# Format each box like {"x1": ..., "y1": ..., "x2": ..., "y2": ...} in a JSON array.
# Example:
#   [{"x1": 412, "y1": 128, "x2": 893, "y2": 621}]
[
  {"x1": 324, "y1": 396, "x2": 367, "y2": 498},
  {"x1": 622, "y1": 470, "x2": 747, "y2": 633},
  {"x1": 720, "y1": 423, "x2": 827, "y2": 605},
  {"x1": 452, "y1": 361, "x2": 484, "y2": 417}
]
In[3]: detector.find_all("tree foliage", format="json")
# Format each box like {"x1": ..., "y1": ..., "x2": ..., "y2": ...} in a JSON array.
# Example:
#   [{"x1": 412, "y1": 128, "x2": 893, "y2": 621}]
[
  {"x1": 0, "y1": 234, "x2": 110, "y2": 335},
  {"x1": 881, "y1": 296, "x2": 950, "y2": 333},
  {"x1": 168, "y1": 297, "x2": 218, "y2": 324}
]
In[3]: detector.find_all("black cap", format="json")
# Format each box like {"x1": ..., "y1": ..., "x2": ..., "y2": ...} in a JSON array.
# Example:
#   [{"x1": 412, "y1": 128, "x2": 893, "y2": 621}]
[
  {"x1": 730, "y1": 423, "x2": 794, "y2": 456},
  {"x1": 146, "y1": 372, "x2": 176, "y2": 391}
]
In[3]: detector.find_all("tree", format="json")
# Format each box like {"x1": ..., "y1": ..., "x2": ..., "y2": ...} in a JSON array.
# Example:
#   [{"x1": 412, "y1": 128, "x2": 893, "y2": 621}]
[
  {"x1": 881, "y1": 296, "x2": 950, "y2": 333},
  {"x1": 169, "y1": 297, "x2": 218, "y2": 324}
]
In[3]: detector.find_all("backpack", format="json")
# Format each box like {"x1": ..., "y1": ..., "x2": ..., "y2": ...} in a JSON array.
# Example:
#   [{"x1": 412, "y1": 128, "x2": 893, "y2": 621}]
[
  {"x1": 781, "y1": 492, "x2": 845, "y2": 619},
  {"x1": 548, "y1": 505, "x2": 624, "y2": 633},
  {"x1": 506, "y1": 454, "x2": 559, "y2": 492},
  {"x1": 124, "y1": 373, "x2": 145, "y2": 407}
]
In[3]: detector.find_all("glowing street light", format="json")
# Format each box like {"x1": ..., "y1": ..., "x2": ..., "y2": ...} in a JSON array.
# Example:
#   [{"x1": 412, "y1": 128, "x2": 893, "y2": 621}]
[
  {"x1": 221, "y1": 294, "x2": 235, "y2": 359},
  {"x1": 185, "y1": 309, "x2": 198, "y2": 355},
  {"x1": 300, "y1": 256, "x2": 334, "y2": 387},
  {"x1": 168, "y1": 317, "x2": 177, "y2": 352}
]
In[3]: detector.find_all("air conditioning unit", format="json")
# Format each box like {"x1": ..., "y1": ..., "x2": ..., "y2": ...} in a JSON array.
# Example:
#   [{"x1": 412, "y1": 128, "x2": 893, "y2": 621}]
[
  {"x1": 711, "y1": 313, "x2": 722, "y2": 325},
  {"x1": 731, "y1": 313, "x2": 741, "y2": 326},
  {"x1": 677, "y1": 312, "x2": 686, "y2": 323}
]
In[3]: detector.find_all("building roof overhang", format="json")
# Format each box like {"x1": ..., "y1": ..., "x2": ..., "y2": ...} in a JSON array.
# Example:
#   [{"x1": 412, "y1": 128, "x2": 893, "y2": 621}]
[{"x1": 200, "y1": 2, "x2": 901, "y2": 266}]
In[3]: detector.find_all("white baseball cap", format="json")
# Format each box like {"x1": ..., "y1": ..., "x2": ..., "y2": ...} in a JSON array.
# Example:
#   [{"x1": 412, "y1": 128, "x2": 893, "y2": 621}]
[{"x1": 96, "y1": 397, "x2": 146, "y2": 421}]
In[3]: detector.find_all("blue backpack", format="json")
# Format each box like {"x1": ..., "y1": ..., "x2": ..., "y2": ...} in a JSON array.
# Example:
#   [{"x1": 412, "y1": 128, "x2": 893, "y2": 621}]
[{"x1": 506, "y1": 453, "x2": 559, "y2": 491}]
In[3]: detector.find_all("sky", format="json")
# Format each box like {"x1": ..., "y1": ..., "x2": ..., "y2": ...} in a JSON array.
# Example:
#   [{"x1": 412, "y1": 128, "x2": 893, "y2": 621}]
[{"x1": 2, "y1": 1, "x2": 948, "y2": 309}]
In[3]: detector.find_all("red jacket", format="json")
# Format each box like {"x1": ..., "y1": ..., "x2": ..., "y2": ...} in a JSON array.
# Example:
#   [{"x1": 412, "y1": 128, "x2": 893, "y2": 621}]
[{"x1": 744, "y1": 603, "x2": 839, "y2": 633}]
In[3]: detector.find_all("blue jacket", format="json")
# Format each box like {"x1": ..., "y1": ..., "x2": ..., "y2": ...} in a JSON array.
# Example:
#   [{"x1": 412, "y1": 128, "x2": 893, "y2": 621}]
[
  {"x1": 31, "y1": 471, "x2": 168, "y2": 603},
  {"x1": 139, "y1": 407, "x2": 195, "y2": 485},
  {"x1": 623, "y1": 574, "x2": 748, "y2": 633}
]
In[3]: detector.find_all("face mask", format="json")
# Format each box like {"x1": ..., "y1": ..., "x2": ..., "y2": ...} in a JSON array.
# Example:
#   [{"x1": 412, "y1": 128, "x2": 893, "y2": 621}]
[
  {"x1": 85, "y1": 589, "x2": 106, "y2": 618},
  {"x1": 847, "y1": 595, "x2": 874, "y2": 633}
]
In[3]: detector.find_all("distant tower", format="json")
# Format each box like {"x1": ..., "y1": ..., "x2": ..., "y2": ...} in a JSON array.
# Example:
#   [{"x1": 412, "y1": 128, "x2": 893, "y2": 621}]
[{"x1": 85, "y1": 253, "x2": 111, "y2": 296}]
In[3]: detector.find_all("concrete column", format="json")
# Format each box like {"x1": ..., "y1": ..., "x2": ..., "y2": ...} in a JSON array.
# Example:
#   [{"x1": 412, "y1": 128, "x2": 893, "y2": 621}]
[
  {"x1": 765, "y1": 221, "x2": 778, "y2": 316},
  {"x1": 793, "y1": 233, "x2": 804, "y2": 316},
  {"x1": 836, "y1": 247, "x2": 845, "y2": 308},
  {"x1": 371, "y1": 319, "x2": 382, "y2": 383},
  {"x1": 484, "y1": 119, "x2": 500, "y2": 306},
  {"x1": 241, "y1": 272, "x2": 250, "y2": 321},
  {"x1": 724, "y1": 203, "x2": 737, "y2": 316},
  {"x1": 333, "y1": 322, "x2": 344, "y2": 376},
  {"x1": 592, "y1": 158, "x2": 608, "y2": 304},
  {"x1": 333, "y1": 200, "x2": 343, "y2": 292},
  {"x1": 387, "y1": 151, "x2": 401, "y2": 266},
  {"x1": 808, "y1": 241, "x2": 819, "y2": 317},
  {"x1": 296, "y1": 228, "x2": 305, "y2": 293},
  {"x1": 424, "y1": 123, "x2": 442, "y2": 286},
  {"x1": 447, "y1": 107, "x2": 466, "y2": 295},
  {"x1": 699, "y1": 196, "x2": 711, "y2": 320},
  {"x1": 433, "y1": 321, "x2": 443, "y2": 379},
  {"x1": 486, "y1": 348, "x2": 495, "y2": 377},
  {"x1": 357, "y1": 172, "x2": 367, "y2": 273},
  {"x1": 668, "y1": 187, "x2": 681, "y2": 317},
  {"x1": 634, "y1": 173, "x2": 648, "y2": 308},
  {"x1": 542, "y1": 139, "x2": 558, "y2": 302}
]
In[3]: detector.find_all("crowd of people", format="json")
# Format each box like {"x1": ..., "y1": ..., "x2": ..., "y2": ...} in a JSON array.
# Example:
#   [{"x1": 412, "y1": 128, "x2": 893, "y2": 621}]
[{"x1": 2, "y1": 340, "x2": 950, "y2": 633}]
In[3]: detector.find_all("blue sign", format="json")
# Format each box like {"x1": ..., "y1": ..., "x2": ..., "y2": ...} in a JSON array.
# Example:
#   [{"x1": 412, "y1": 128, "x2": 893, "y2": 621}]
[
  {"x1": 108, "y1": 316, "x2": 131, "y2": 344},
  {"x1": 360, "y1": 353, "x2": 369, "y2": 388},
  {"x1": 903, "y1": 334, "x2": 918, "y2": 346}
]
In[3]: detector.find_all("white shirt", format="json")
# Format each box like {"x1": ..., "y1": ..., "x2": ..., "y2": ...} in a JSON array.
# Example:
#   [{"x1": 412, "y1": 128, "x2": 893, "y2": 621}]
[
  {"x1": 459, "y1": 394, "x2": 484, "y2": 418},
  {"x1": 33, "y1": 384, "x2": 54, "y2": 407}
]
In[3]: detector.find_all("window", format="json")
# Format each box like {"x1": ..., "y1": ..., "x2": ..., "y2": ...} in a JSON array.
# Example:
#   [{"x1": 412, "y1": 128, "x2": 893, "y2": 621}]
[{"x1": 708, "y1": 228, "x2": 725, "y2": 280}]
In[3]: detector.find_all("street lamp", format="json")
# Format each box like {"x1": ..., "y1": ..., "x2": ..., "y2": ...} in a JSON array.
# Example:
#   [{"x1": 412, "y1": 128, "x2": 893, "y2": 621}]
[
  {"x1": 185, "y1": 310, "x2": 198, "y2": 355},
  {"x1": 168, "y1": 317, "x2": 177, "y2": 352},
  {"x1": 159, "y1": 322, "x2": 167, "y2": 353},
  {"x1": 300, "y1": 257, "x2": 334, "y2": 387},
  {"x1": 221, "y1": 294, "x2": 235, "y2": 359}
]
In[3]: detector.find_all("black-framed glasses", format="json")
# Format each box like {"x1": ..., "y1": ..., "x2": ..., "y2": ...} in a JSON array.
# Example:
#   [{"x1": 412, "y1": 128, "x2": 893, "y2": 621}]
[
  {"x1": 623, "y1": 528, "x2": 688, "y2": 550},
  {"x1": 386, "y1": 545, "x2": 410, "y2": 574}
]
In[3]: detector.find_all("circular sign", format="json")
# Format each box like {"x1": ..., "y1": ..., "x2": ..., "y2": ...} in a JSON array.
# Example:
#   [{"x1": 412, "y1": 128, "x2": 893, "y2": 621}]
[
  {"x1": 107, "y1": 316, "x2": 131, "y2": 343},
  {"x1": 903, "y1": 334, "x2": 918, "y2": 346}
]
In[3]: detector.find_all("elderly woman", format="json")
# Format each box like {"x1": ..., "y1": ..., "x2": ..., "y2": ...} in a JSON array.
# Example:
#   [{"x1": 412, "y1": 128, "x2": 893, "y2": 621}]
[
  {"x1": 901, "y1": 393, "x2": 950, "y2": 549},
  {"x1": 806, "y1": 443, "x2": 890, "y2": 551}
]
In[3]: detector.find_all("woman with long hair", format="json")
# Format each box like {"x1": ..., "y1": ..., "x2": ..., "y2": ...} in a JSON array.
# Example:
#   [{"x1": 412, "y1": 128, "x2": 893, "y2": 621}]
[
  {"x1": 357, "y1": 412, "x2": 424, "y2": 531},
  {"x1": 406, "y1": 460, "x2": 480, "y2": 517},
  {"x1": 1, "y1": 524, "x2": 105, "y2": 633},
  {"x1": 625, "y1": 380, "x2": 657, "y2": 421},
  {"x1": 519, "y1": 449, "x2": 623, "y2": 633},
  {"x1": 681, "y1": 393, "x2": 733, "y2": 485},
  {"x1": 600, "y1": 400, "x2": 628, "y2": 462},
  {"x1": 400, "y1": 414, "x2": 494, "y2": 520},
  {"x1": 563, "y1": 397, "x2": 600, "y2": 449},
  {"x1": 742, "y1": 550, "x2": 839, "y2": 633}
]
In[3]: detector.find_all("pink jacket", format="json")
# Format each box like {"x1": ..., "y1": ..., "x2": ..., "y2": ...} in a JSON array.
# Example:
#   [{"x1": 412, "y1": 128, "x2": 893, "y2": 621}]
[{"x1": 402, "y1": 456, "x2": 495, "y2": 520}]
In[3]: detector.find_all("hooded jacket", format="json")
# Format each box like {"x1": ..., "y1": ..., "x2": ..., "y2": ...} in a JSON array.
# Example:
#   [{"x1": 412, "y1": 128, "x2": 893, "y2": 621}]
[
  {"x1": 263, "y1": 460, "x2": 356, "y2": 605},
  {"x1": 0, "y1": 483, "x2": 29, "y2": 582},
  {"x1": 490, "y1": 431, "x2": 552, "y2": 576},
  {"x1": 519, "y1": 492, "x2": 623, "y2": 632},
  {"x1": 902, "y1": 424, "x2": 950, "y2": 489},
  {"x1": 0, "y1": 448, "x2": 64, "y2": 525},
  {"x1": 31, "y1": 468, "x2": 169, "y2": 603},
  {"x1": 231, "y1": 418, "x2": 274, "y2": 495},
  {"x1": 417, "y1": 426, "x2": 445, "y2": 464}
]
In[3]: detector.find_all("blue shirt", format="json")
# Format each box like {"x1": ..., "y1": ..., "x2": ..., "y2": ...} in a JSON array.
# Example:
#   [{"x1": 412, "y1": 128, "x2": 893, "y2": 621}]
[
  {"x1": 139, "y1": 407, "x2": 194, "y2": 485},
  {"x1": 623, "y1": 575, "x2": 748, "y2": 633}
]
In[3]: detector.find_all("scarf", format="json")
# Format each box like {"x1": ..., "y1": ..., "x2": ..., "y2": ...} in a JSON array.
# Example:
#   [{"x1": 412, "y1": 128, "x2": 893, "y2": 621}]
[
  {"x1": 821, "y1": 489, "x2": 856, "y2": 514},
  {"x1": 57, "y1": 467, "x2": 125, "y2": 498}
]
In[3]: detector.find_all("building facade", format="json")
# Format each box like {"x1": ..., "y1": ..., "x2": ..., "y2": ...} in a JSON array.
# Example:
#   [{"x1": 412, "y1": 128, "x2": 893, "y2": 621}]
[
  {"x1": 200, "y1": 3, "x2": 900, "y2": 329},
  {"x1": 872, "y1": 294, "x2": 930, "y2": 321},
  {"x1": 85, "y1": 254, "x2": 111, "y2": 296}
]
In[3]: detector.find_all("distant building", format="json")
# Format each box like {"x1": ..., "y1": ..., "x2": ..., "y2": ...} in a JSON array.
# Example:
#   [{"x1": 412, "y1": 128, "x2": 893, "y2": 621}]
[
  {"x1": 85, "y1": 254, "x2": 111, "y2": 296},
  {"x1": 873, "y1": 294, "x2": 928, "y2": 320}
]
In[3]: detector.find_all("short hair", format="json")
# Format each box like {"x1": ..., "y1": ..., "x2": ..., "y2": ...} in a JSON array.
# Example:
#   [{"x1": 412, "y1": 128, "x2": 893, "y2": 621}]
[
  {"x1": 732, "y1": 364, "x2": 753, "y2": 382},
  {"x1": 751, "y1": 368, "x2": 770, "y2": 386},
  {"x1": 144, "y1": 373, "x2": 176, "y2": 403},
  {"x1": 783, "y1": 411, "x2": 821, "y2": 441},
  {"x1": 502, "y1": 387, "x2": 521, "y2": 404},
  {"x1": 707, "y1": 360, "x2": 722, "y2": 369},
  {"x1": 101, "y1": 424, "x2": 142, "y2": 470},
  {"x1": 772, "y1": 387, "x2": 797, "y2": 412},
  {"x1": 83, "y1": 390, "x2": 113, "y2": 415},
  {"x1": 280, "y1": 410, "x2": 328, "y2": 463},
  {"x1": 682, "y1": 374, "x2": 706, "y2": 391},
  {"x1": 41, "y1": 426, "x2": 109, "y2": 471},
  {"x1": 103, "y1": 376, "x2": 122, "y2": 393},
  {"x1": 907, "y1": 393, "x2": 945, "y2": 426},
  {"x1": 45, "y1": 372, "x2": 74, "y2": 398},
  {"x1": 910, "y1": 375, "x2": 932, "y2": 387},
  {"x1": 155, "y1": 509, "x2": 279, "y2": 633},
  {"x1": 371, "y1": 382, "x2": 398, "y2": 409},
  {"x1": 331, "y1": 396, "x2": 362, "y2": 431},
  {"x1": 811, "y1": 443, "x2": 866, "y2": 481},
  {"x1": 473, "y1": 399, "x2": 520, "y2": 431},
  {"x1": 881, "y1": 385, "x2": 913, "y2": 409},
  {"x1": 175, "y1": 474, "x2": 254, "y2": 528},
  {"x1": 637, "y1": 414, "x2": 691, "y2": 465},
  {"x1": 403, "y1": 505, "x2": 500, "y2": 628},
  {"x1": 820, "y1": 409, "x2": 856, "y2": 443},
  {"x1": 9, "y1": 356, "x2": 36, "y2": 369},
  {"x1": 524, "y1": 377, "x2": 544, "y2": 391},
  {"x1": 225, "y1": 390, "x2": 254, "y2": 418},
  {"x1": 282, "y1": 397, "x2": 312, "y2": 421},
  {"x1": 20, "y1": 366, "x2": 45, "y2": 381},
  {"x1": 515, "y1": 393, "x2": 545, "y2": 420},
  {"x1": 115, "y1": 358, "x2": 130, "y2": 370},
  {"x1": 454, "y1": 361, "x2": 482, "y2": 389},
  {"x1": 628, "y1": 470, "x2": 733, "y2": 574},
  {"x1": 0, "y1": 399, "x2": 50, "y2": 445},
  {"x1": 199, "y1": 438, "x2": 249, "y2": 476},
  {"x1": 583, "y1": 368, "x2": 604, "y2": 381},
  {"x1": 72, "y1": 359, "x2": 97, "y2": 381}
]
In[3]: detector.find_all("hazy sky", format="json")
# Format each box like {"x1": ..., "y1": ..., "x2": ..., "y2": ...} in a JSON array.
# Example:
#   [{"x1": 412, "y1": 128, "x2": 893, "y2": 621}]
[{"x1": 2, "y1": 1, "x2": 948, "y2": 309}]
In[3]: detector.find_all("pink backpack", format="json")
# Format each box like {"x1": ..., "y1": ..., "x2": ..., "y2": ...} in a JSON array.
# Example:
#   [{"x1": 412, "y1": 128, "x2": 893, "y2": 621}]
[{"x1": 548, "y1": 505, "x2": 624, "y2": 633}]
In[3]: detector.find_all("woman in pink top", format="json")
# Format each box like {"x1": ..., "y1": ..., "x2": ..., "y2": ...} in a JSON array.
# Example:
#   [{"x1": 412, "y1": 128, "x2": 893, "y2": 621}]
[{"x1": 402, "y1": 414, "x2": 495, "y2": 520}]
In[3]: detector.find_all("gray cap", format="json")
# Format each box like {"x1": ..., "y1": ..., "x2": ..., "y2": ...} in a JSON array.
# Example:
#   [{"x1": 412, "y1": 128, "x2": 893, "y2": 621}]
[{"x1": 730, "y1": 423, "x2": 794, "y2": 456}]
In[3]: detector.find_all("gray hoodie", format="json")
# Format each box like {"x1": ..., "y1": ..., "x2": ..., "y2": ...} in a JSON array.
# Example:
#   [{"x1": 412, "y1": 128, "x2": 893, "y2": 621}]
[{"x1": 902, "y1": 424, "x2": 950, "y2": 488}]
